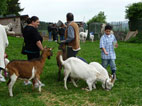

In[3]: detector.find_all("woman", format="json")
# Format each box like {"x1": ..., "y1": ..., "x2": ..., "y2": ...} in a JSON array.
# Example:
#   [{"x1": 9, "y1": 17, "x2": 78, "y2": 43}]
[
  {"x1": 22, "y1": 16, "x2": 44, "y2": 86},
  {"x1": 52, "y1": 24, "x2": 58, "y2": 41},
  {"x1": 23, "y1": 16, "x2": 43, "y2": 60}
]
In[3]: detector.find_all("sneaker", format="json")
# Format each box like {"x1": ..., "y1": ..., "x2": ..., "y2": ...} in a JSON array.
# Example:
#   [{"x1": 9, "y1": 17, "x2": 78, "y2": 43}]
[
  {"x1": 112, "y1": 74, "x2": 117, "y2": 80},
  {"x1": 24, "y1": 80, "x2": 32, "y2": 85}
]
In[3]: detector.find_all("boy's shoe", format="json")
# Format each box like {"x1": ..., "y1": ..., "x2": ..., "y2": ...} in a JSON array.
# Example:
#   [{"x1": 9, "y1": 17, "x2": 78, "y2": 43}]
[{"x1": 112, "y1": 73, "x2": 117, "y2": 80}]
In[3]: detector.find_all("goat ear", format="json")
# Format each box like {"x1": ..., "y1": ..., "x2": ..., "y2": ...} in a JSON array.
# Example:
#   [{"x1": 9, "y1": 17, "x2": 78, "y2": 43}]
[
  {"x1": 44, "y1": 46, "x2": 47, "y2": 49},
  {"x1": 111, "y1": 74, "x2": 116, "y2": 84},
  {"x1": 109, "y1": 74, "x2": 112, "y2": 78}
]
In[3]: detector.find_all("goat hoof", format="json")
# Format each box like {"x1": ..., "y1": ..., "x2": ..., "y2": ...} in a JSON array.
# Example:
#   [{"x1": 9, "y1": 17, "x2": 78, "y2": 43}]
[
  {"x1": 10, "y1": 95, "x2": 13, "y2": 97},
  {"x1": 82, "y1": 87, "x2": 90, "y2": 91}
]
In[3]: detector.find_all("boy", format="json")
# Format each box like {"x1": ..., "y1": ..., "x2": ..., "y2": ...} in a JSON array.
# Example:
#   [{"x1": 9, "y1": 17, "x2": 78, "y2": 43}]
[{"x1": 100, "y1": 25, "x2": 118, "y2": 77}]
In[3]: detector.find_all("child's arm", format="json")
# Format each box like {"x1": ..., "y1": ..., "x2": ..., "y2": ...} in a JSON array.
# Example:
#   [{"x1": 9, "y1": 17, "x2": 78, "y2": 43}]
[
  {"x1": 100, "y1": 36, "x2": 108, "y2": 55},
  {"x1": 102, "y1": 48, "x2": 108, "y2": 55},
  {"x1": 114, "y1": 43, "x2": 118, "y2": 48}
]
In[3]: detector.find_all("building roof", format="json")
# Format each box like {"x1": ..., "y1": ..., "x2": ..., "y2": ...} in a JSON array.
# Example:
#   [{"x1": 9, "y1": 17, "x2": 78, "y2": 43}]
[{"x1": 0, "y1": 15, "x2": 29, "y2": 20}]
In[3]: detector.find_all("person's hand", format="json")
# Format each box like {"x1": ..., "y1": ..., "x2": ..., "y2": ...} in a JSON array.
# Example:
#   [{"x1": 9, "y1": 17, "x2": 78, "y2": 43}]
[
  {"x1": 115, "y1": 43, "x2": 118, "y2": 48},
  {"x1": 4, "y1": 53, "x2": 8, "y2": 58},
  {"x1": 104, "y1": 51, "x2": 108, "y2": 55}
]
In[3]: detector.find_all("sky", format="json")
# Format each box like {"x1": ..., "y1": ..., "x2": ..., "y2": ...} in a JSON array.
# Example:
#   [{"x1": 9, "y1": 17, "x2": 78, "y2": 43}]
[{"x1": 19, "y1": 0, "x2": 141, "y2": 23}]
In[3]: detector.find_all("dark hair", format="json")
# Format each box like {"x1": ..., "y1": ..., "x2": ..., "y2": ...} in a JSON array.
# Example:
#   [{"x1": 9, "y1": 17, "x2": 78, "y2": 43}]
[
  {"x1": 66, "y1": 13, "x2": 74, "y2": 21},
  {"x1": 31, "y1": 16, "x2": 39, "y2": 22},
  {"x1": 26, "y1": 16, "x2": 39, "y2": 24},
  {"x1": 26, "y1": 18, "x2": 32, "y2": 24},
  {"x1": 105, "y1": 24, "x2": 112, "y2": 30}
]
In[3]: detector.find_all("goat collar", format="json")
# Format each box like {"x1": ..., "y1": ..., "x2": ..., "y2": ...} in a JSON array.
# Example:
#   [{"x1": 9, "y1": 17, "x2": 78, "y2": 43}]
[{"x1": 105, "y1": 78, "x2": 108, "y2": 90}]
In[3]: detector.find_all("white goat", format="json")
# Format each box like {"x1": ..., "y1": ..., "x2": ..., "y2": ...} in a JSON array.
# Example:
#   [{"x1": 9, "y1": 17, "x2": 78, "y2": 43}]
[
  {"x1": 89, "y1": 33, "x2": 94, "y2": 42},
  {"x1": 89, "y1": 62, "x2": 116, "y2": 90},
  {"x1": 79, "y1": 30, "x2": 88, "y2": 42},
  {"x1": 6, "y1": 47, "x2": 53, "y2": 97},
  {"x1": 60, "y1": 55, "x2": 100, "y2": 91},
  {"x1": 2, "y1": 23, "x2": 15, "y2": 35}
]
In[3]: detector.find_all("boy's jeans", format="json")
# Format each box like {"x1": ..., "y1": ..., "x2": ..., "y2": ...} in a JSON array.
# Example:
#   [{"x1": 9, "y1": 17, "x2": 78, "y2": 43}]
[{"x1": 102, "y1": 59, "x2": 116, "y2": 74}]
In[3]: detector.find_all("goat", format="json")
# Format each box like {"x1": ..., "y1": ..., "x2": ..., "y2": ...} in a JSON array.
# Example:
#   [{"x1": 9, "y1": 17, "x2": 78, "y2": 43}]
[
  {"x1": 89, "y1": 62, "x2": 116, "y2": 90},
  {"x1": 6, "y1": 47, "x2": 53, "y2": 97},
  {"x1": 56, "y1": 43, "x2": 67, "y2": 81},
  {"x1": 2, "y1": 23, "x2": 15, "y2": 35},
  {"x1": 89, "y1": 32, "x2": 94, "y2": 42},
  {"x1": 60, "y1": 55, "x2": 100, "y2": 91},
  {"x1": 79, "y1": 30, "x2": 88, "y2": 42}
]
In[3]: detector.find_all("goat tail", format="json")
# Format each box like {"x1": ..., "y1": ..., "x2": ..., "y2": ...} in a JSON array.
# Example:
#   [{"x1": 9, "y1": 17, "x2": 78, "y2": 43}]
[{"x1": 59, "y1": 55, "x2": 65, "y2": 65}]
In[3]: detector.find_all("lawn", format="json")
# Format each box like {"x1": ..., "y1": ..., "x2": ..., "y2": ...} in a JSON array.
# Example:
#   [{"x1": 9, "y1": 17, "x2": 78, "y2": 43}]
[{"x1": 0, "y1": 36, "x2": 142, "y2": 106}]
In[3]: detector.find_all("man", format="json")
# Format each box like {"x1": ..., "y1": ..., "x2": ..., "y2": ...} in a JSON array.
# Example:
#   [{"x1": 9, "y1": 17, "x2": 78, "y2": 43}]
[
  {"x1": 0, "y1": 24, "x2": 9, "y2": 82},
  {"x1": 48, "y1": 23, "x2": 53, "y2": 41},
  {"x1": 58, "y1": 25, "x2": 65, "y2": 41},
  {"x1": 61, "y1": 13, "x2": 80, "y2": 58}
]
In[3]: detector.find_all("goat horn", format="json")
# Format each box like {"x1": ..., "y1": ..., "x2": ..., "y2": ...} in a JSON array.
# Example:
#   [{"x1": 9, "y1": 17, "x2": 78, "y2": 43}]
[
  {"x1": 111, "y1": 74, "x2": 116, "y2": 83},
  {"x1": 109, "y1": 74, "x2": 112, "y2": 78}
]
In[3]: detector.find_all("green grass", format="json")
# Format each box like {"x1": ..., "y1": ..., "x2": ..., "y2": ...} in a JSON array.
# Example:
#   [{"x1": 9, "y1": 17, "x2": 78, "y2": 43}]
[{"x1": 0, "y1": 36, "x2": 142, "y2": 106}]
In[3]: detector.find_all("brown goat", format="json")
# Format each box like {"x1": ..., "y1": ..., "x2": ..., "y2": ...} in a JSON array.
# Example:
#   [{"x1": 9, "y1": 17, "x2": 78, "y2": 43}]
[
  {"x1": 56, "y1": 43, "x2": 67, "y2": 81},
  {"x1": 6, "y1": 47, "x2": 53, "y2": 97}
]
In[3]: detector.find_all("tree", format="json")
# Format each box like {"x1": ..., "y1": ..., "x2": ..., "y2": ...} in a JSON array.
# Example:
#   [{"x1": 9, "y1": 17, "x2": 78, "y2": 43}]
[
  {"x1": 0, "y1": 0, "x2": 7, "y2": 15},
  {"x1": 87, "y1": 11, "x2": 106, "y2": 25},
  {"x1": 5, "y1": 0, "x2": 24, "y2": 16},
  {"x1": 126, "y1": 2, "x2": 142, "y2": 21},
  {"x1": 126, "y1": 2, "x2": 142, "y2": 31}
]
